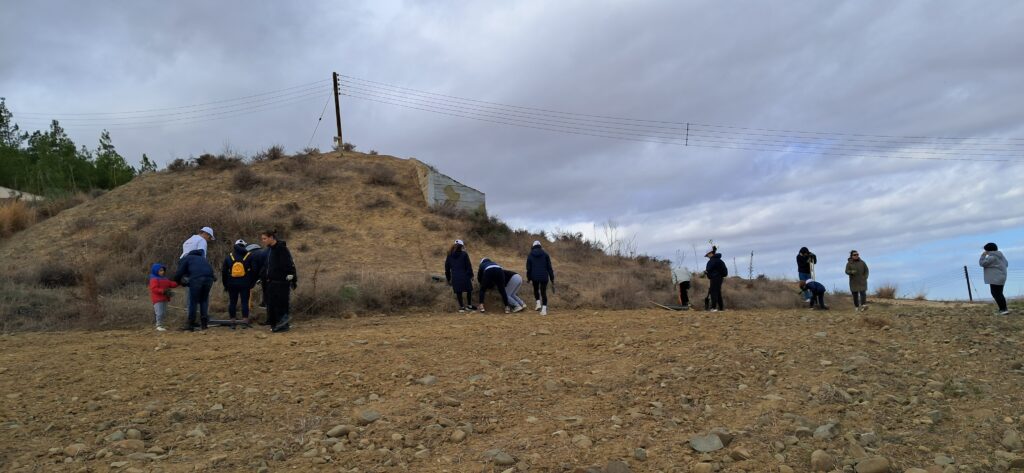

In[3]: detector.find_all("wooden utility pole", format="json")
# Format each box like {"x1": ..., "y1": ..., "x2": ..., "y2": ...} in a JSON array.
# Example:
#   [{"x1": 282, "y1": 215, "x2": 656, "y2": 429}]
[
  {"x1": 964, "y1": 265, "x2": 973, "y2": 302},
  {"x1": 332, "y1": 72, "x2": 343, "y2": 148}
]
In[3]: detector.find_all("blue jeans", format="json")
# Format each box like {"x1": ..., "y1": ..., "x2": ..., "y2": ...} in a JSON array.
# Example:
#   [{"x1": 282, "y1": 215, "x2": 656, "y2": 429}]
[
  {"x1": 798, "y1": 272, "x2": 812, "y2": 299},
  {"x1": 187, "y1": 277, "x2": 213, "y2": 327}
]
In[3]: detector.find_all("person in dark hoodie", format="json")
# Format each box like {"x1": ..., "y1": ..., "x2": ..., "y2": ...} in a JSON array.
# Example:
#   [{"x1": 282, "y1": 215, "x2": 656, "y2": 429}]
[
  {"x1": 174, "y1": 249, "x2": 216, "y2": 331},
  {"x1": 221, "y1": 239, "x2": 256, "y2": 327},
  {"x1": 444, "y1": 239, "x2": 475, "y2": 313},
  {"x1": 259, "y1": 229, "x2": 297, "y2": 333},
  {"x1": 526, "y1": 240, "x2": 555, "y2": 316},
  {"x1": 796, "y1": 247, "x2": 817, "y2": 302},
  {"x1": 477, "y1": 258, "x2": 521, "y2": 313},
  {"x1": 799, "y1": 279, "x2": 829, "y2": 310},
  {"x1": 704, "y1": 246, "x2": 728, "y2": 312}
]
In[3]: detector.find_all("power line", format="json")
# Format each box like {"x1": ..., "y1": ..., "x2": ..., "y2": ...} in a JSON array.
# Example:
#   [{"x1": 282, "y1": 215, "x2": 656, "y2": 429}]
[{"x1": 307, "y1": 95, "x2": 333, "y2": 148}]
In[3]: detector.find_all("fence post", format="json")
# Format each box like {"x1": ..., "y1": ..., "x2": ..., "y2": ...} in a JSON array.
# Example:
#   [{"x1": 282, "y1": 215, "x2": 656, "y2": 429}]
[{"x1": 964, "y1": 265, "x2": 973, "y2": 302}]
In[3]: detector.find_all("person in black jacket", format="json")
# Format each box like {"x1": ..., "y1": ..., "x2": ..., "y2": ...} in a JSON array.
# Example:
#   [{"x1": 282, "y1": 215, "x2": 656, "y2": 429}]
[
  {"x1": 174, "y1": 249, "x2": 216, "y2": 331},
  {"x1": 526, "y1": 240, "x2": 555, "y2": 315},
  {"x1": 221, "y1": 239, "x2": 255, "y2": 326},
  {"x1": 477, "y1": 258, "x2": 521, "y2": 313},
  {"x1": 704, "y1": 246, "x2": 728, "y2": 312},
  {"x1": 245, "y1": 243, "x2": 267, "y2": 316},
  {"x1": 444, "y1": 239, "x2": 475, "y2": 312},
  {"x1": 796, "y1": 247, "x2": 817, "y2": 302},
  {"x1": 259, "y1": 229, "x2": 297, "y2": 333}
]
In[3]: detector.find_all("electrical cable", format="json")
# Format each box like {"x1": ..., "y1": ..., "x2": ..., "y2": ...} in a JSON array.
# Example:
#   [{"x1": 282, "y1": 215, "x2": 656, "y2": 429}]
[{"x1": 307, "y1": 94, "x2": 333, "y2": 148}]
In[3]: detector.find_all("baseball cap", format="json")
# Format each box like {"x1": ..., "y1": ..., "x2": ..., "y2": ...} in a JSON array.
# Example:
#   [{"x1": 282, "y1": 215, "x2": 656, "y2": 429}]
[
  {"x1": 234, "y1": 239, "x2": 247, "y2": 246},
  {"x1": 455, "y1": 239, "x2": 464, "y2": 246}
]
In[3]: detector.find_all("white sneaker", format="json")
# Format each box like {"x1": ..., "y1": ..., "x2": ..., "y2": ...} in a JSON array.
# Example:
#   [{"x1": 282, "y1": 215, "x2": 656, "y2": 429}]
[
  {"x1": 999, "y1": 310, "x2": 1011, "y2": 316},
  {"x1": 535, "y1": 300, "x2": 542, "y2": 311},
  {"x1": 504, "y1": 307, "x2": 511, "y2": 314},
  {"x1": 512, "y1": 305, "x2": 524, "y2": 313},
  {"x1": 458, "y1": 308, "x2": 466, "y2": 313},
  {"x1": 156, "y1": 326, "x2": 167, "y2": 332},
  {"x1": 710, "y1": 309, "x2": 718, "y2": 312},
  {"x1": 540, "y1": 306, "x2": 547, "y2": 316}
]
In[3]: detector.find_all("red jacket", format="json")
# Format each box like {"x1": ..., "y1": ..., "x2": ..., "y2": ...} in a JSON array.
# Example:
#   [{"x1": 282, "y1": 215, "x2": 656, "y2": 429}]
[{"x1": 149, "y1": 278, "x2": 179, "y2": 303}]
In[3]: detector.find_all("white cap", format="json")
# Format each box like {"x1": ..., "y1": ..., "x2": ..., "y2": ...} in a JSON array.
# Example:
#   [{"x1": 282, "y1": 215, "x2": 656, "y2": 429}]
[
  {"x1": 245, "y1": 243, "x2": 261, "y2": 252},
  {"x1": 454, "y1": 239, "x2": 464, "y2": 246},
  {"x1": 234, "y1": 239, "x2": 247, "y2": 246},
  {"x1": 532, "y1": 240, "x2": 542, "y2": 247},
  {"x1": 200, "y1": 226, "x2": 215, "y2": 240}
]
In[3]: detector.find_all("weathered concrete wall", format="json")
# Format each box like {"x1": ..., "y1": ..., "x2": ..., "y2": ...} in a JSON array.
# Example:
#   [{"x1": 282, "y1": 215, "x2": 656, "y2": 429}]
[
  {"x1": 0, "y1": 186, "x2": 42, "y2": 202},
  {"x1": 410, "y1": 159, "x2": 486, "y2": 213}
]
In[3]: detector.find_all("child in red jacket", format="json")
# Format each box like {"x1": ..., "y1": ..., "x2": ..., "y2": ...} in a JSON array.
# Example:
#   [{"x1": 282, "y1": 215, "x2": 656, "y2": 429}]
[{"x1": 149, "y1": 263, "x2": 179, "y2": 331}]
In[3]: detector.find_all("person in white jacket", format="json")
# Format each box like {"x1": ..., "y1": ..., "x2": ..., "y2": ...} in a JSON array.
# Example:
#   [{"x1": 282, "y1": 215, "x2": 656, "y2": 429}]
[
  {"x1": 671, "y1": 265, "x2": 692, "y2": 308},
  {"x1": 980, "y1": 242, "x2": 1010, "y2": 315},
  {"x1": 181, "y1": 226, "x2": 215, "y2": 258}
]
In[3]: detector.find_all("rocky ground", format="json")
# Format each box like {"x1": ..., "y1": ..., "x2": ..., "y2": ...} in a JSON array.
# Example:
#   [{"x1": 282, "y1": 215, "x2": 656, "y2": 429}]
[{"x1": 2, "y1": 301, "x2": 1023, "y2": 473}]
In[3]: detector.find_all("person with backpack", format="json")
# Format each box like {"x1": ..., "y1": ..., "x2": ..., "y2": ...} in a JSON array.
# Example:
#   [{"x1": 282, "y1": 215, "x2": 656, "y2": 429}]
[
  {"x1": 671, "y1": 264, "x2": 692, "y2": 309},
  {"x1": 845, "y1": 250, "x2": 870, "y2": 311},
  {"x1": 503, "y1": 268, "x2": 526, "y2": 311},
  {"x1": 245, "y1": 243, "x2": 266, "y2": 317},
  {"x1": 444, "y1": 239, "x2": 475, "y2": 312},
  {"x1": 796, "y1": 247, "x2": 817, "y2": 302},
  {"x1": 980, "y1": 242, "x2": 1010, "y2": 315},
  {"x1": 799, "y1": 279, "x2": 829, "y2": 310},
  {"x1": 260, "y1": 229, "x2": 297, "y2": 333},
  {"x1": 477, "y1": 258, "x2": 522, "y2": 313},
  {"x1": 704, "y1": 246, "x2": 728, "y2": 312},
  {"x1": 174, "y1": 249, "x2": 216, "y2": 331},
  {"x1": 148, "y1": 263, "x2": 179, "y2": 332},
  {"x1": 526, "y1": 241, "x2": 555, "y2": 316},
  {"x1": 222, "y1": 239, "x2": 255, "y2": 327}
]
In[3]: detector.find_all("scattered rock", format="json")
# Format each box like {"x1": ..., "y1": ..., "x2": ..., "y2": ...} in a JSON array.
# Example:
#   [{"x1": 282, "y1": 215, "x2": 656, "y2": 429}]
[
  {"x1": 855, "y1": 456, "x2": 891, "y2": 473},
  {"x1": 779, "y1": 466, "x2": 795, "y2": 473},
  {"x1": 63, "y1": 443, "x2": 88, "y2": 457},
  {"x1": 110, "y1": 439, "x2": 145, "y2": 453},
  {"x1": 125, "y1": 428, "x2": 142, "y2": 440},
  {"x1": 416, "y1": 375, "x2": 438, "y2": 386},
  {"x1": 813, "y1": 423, "x2": 839, "y2": 440},
  {"x1": 493, "y1": 451, "x2": 515, "y2": 466},
  {"x1": 692, "y1": 463, "x2": 714, "y2": 473},
  {"x1": 689, "y1": 434, "x2": 724, "y2": 452},
  {"x1": 105, "y1": 430, "x2": 126, "y2": 442},
  {"x1": 730, "y1": 446, "x2": 752, "y2": 461},
  {"x1": 450, "y1": 429, "x2": 467, "y2": 442},
  {"x1": 634, "y1": 447, "x2": 647, "y2": 461},
  {"x1": 326, "y1": 424, "x2": 352, "y2": 437},
  {"x1": 710, "y1": 427, "x2": 734, "y2": 446},
  {"x1": 1002, "y1": 429, "x2": 1023, "y2": 451},
  {"x1": 810, "y1": 449, "x2": 835, "y2": 471},
  {"x1": 571, "y1": 434, "x2": 593, "y2": 448},
  {"x1": 353, "y1": 408, "x2": 381, "y2": 425},
  {"x1": 606, "y1": 460, "x2": 631, "y2": 473}
]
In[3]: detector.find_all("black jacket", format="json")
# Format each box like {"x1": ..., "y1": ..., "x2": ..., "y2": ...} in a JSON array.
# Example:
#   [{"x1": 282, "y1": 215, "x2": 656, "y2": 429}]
[
  {"x1": 445, "y1": 249, "x2": 474, "y2": 292},
  {"x1": 174, "y1": 249, "x2": 215, "y2": 284},
  {"x1": 502, "y1": 269, "x2": 518, "y2": 284},
  {"x1": 526, "y1": 247, "x2": 555, "y2": 283},
  {"x1": 796, "y1": 252, "x2": 817, "y2": 274},
  {"x1": 222, "y1": 244, "x2": 256, "y2": 289},
  {"x1": 705, "y1": 253, "x2": 728, "y2": 279},
  {"x1": 477, "y1": 259, "x2": 504, "y2": 290},
  {"x1": 263, "y1": 241, "x2": 297, "y2": 284}
]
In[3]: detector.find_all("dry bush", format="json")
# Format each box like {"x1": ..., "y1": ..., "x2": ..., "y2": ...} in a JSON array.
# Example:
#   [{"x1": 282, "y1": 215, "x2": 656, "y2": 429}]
[
  {"x1": 290, "y1": 213, "x2": 313, "y2": 230},
  {"x1": 292, "y1": 272, "x2": 439, "y2": 316},
  {"x1": 0, "y1": 200, "x2": 37, "y2": 238},
  {"x1": 35, "y1": 261, "x2": 79, "y2": 288},
  {"x1": 368, "y1": 150, "x2": 379, "y2": 155},
  {"x1": 195, "y1": 153, "x2": 243, "y2": 170},
  {"x1": 913, "y1": 291, "x2": 928, "y2": 301},
  {"x1": 302, "y1": 147, "x2": 320, "y2": 156},
  {"x1": 599, "y1": 276, "x2": 646, "y2": 309},
  {"x1": 166, "y1": 158, "x2": 192, "y2": 172},
  {"x1": 859, "y1": 316, "x2": 890, "y2": 329},
  {"x1": 96, "y1": 260, "x2": 144, "y2": 294},
  {"x1": 232, "y1": 167, "x2": 266, "y2": 190},
  {"x1": 276, "y1": 156, "x2": 342, "y2": 186},
  {"x1": 552, "y1": 231, "x2": 604, "y2": 263},
  {"x1": 362, "y1": 195, "x2": 392, "y2": 210},
  {"x1": 68, "y1": 216, "x2": 96, "y2": 232},
  {"x1": 252, "y1": 145, "x2": 287, "y2": 162},
  {"x1": 0, "y1": 283, "x2": 79, "y2": 332},
  {"x1": 874, "y1": 283, "x2": 898, "y2": 299},
  {"x1": 363, "y1": 164, "x2": 398, "y2": 186},
  {"x1": 35, "y1": 193, "x2": 89, "y2": 218},
  {"x1": 421, "y1": 218, "x2": 442, "y2": 232}
]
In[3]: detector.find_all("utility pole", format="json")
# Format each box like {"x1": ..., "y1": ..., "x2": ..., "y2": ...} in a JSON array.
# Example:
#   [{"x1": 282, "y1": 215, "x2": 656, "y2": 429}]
[
  {"x1": 748, "y1": 251, "x2": 754, "y2": 279},
  {"x1": 332, "y1": 72, "x2": 343, "y2": 149},
  {"x1": 963, "y1": 265, "x2": 973, "y2": 302}
]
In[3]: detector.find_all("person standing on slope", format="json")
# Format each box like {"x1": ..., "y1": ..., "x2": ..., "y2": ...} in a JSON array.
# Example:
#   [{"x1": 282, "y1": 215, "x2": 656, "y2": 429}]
[
  {"x1": 845, "y1": 250, "x2": 869, "y2": 311},
  {"x1": 222, "y1": 239, "x2": 256, "y2": 326},
  {"x1": 526, "y1": 240, "x2": 555, "y2": 316},
  {"x1": 980, "y1": 242, "x2": 1010, "y2": 315},
  {"x1": 260, "y1": 229, "x2": 297, "y2": 333},
  {"x1": 174, "y1": 249, "x2": 216, "y2": 331},
  {"x1": 671, "y1": 264, "x2": 692, "y2": 309},
  {"x1": 444, "y1": 239, "x2": 475, "y2": 313},
  {"x1": 478, "y1": 258, "x2": 521, "y2": 314},
  {"x1": 704, "y1": 246, "x2": 728, "y2": 312},
  {"x1": 181, "y1": 226, "x2": 215, "y2": 258},
  {"x1": 796, "y1": 247, "x2": 817, "y2": 302}
]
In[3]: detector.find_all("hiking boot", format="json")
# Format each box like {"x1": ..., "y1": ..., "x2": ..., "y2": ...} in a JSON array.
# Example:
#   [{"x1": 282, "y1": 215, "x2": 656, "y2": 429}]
[
  {"x1": 540, "y1": 306, "x2": 547, "y2": 316},
  {"x1": 535, "y1": 300, "x2": 542, "y2": 311}
]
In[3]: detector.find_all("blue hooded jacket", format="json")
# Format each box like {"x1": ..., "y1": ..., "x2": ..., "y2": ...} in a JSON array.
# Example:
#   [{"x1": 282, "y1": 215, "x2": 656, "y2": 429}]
[
  {"x1": 174, "y1": 249, "x2": 215, "y2": 284},
  {"x1": 526, "y1": 246, "x2": 555, "y2": 283},
  {"x1": 150, "y1": 263, "x2": 167, "y2": 280}
]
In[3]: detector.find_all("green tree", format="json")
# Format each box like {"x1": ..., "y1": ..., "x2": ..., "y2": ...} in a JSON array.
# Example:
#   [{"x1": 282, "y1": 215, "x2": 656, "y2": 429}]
[
  {"x1": 138, "y1": 153, "x2": 158, "y2": 173},
  {"x1": 93, "y1": 130, "x2": 135, "y2": 188},
  {"x1": 0, "y1": 98, "x2": 29, "y2": 190}
]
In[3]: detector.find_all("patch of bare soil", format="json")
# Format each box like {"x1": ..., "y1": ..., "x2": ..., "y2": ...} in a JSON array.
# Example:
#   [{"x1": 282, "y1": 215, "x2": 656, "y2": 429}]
[{"x1": 2, "y1": 303, "x2": 1023, "y2": 472}]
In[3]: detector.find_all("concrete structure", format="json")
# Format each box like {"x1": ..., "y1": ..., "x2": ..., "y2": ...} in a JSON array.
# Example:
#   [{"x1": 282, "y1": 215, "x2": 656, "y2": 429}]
[
  {"x1": 0, "y1": 186, "x2": 42, "y2": 202},
  {"x1": 411, "y1": 159, "x2": 486, "y2": 213}
]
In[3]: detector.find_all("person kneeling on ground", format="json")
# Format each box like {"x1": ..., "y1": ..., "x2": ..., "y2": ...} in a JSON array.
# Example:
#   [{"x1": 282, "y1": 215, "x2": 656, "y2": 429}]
[
  {"x1": 222, "y1": 239, "x2": 256, "y2": 328},
  {"x1": 260, "y1": 229, "x2": 297, "y2": 333},
  {"x1": 174, "y1": 249, "x2": 216, "y2": 331},
  {"x1": 503, "y1": 268, "x2": 526, "y2": 313},
  {"x1": 477, "y1": 258, "x2": 521, "y2": 313},
  {"x1": 799, "y1": 279, "x2": 829, "y2": 310},
  {"x1": 148, "y1": 263, "x2": 179, "y2": 332},
  {"x1": 526, "y1": 240, "x2": 555, "y2": 316}
]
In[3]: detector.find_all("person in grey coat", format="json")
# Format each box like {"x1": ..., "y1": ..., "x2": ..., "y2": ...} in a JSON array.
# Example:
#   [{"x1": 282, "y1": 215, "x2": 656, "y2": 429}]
[
  {"x1": 979, "y1": 242, "x2": 1010, "y2": 315},
  {"x1": 845, "y1": 250, "x2": 869, "y2": 311}
]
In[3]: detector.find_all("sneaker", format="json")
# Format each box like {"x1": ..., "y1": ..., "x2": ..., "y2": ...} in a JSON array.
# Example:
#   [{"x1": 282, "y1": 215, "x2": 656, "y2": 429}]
[
  {"x1": 512, "y1": 305, "x2": 524, "y2": 313},
  {"x1": 540, "y1": 306, "x2": 548, "y2": 316},
  {"x1": 156, "y1": 326, "x2": 167, "y2": 332},
  {"x1": 804, "y1": 299, "x2": 812, "y2": 303},
  {"x1": 535, "y1": 300, "x2": 542, "y2": 311},
  {"x1": 504, "y1": 307, "x2": 511, "y2": 314},
  {"x1": 710, "y1": 309, "x2": 718, "y2": 312},
  {"x1": 458, "y1": 307, "x2": 466, "y2": 313},
  {"x1": 999, "y1": 310, "x2": 1011, "y2": 316},
  {"x1": 178, "y1": 325, "x2": 195, "y2": 332},
  {"x1": 271, "y1": 323, "x2": 290, "y2": 333}
]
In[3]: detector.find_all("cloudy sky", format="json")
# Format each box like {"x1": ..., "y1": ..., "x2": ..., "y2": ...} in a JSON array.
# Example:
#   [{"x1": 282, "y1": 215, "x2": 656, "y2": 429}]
[{"x1": 3, "y1": 1, "x2": 1023, "y2": 300}]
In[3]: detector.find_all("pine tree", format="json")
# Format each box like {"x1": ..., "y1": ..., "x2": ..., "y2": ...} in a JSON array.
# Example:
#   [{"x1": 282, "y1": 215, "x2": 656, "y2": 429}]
[
  {"x1": 138, "y1": 153, "x2": 158, "y2": 173},
  {"x1": 93, "y1": 130, "x2": 136, "y2": 189}
]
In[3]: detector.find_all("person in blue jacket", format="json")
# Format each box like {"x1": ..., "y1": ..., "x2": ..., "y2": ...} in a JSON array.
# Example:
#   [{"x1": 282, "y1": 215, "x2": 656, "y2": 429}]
[
  {"x1": 799, "y1": 279, "x2": 829, "y2": 310},
  {"x1": 221, "y1": 239, "x2": 256, "y2": 326},
  {"x1": 704, "y1": 246, "x2": 728, "y2": 312},
  {"x1": 478, "y1": 258, "x2": 522, "y2": 313},
  {"x1": 174, "y1": 249, "x2": 216, "y2": 331},
  {"x1": 526, "y1": 240, "x2": 555, "y2": 316},
  {"x1": 444, "y1": 239, "x2": 475, "y2": 312}
]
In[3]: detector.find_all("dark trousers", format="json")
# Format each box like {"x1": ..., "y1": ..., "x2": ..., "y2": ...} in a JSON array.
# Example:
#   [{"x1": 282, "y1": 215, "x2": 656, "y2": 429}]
[
  {"x1": 479, "y1": 270, "x2": 510, "y2": 307},
  {"x1": 265, "y1": 281, "x2": 291, "y2": 327},
  {"x1": 228, "y1": 287, "x2": 251, "y2": 319},
  {"x1": 678, "y1": 281, "x2": 690, "y2": 306},
  {"x1": 454, "y1": 289, "x2": 473, "y2": 308},
  {"x1": 187, "y1": 277, "x2": 213, "y2": 327},
  {"x1": 709, "y1": 278, "x2": 724, "y2": 310},
  {"x1": 810, "y1": 291, "x2": 826, "y2": 308},
  {"x1": 991, "y1": 284, "x2": 1008, "y2": 311},
  {"x1": 852, "y1": 291, "x2": 867, "y2": 307},
  {"x1": 533, "y1": 280, "x2": 549, "y2": 305}
]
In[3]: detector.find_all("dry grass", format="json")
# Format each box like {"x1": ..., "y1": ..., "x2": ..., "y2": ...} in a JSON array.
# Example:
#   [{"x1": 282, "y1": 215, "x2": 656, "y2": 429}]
[
  {"x1": 0, "y1": 200, "x2": 36, "y2": 238},
  {"x1": 874, "y1": 283, "x2": 898, "y2": 299}
]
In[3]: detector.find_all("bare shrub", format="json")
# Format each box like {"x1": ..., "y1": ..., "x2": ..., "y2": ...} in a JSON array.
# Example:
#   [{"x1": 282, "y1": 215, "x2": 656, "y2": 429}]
[
  {"x1": 335, "y1": 142, "x2": 356, "y2": 152},
  {"x1": 874, "y1": 283, "x2": 898, "y2": 299},
  {"x1": 36, "y1": 193, "x2": 89, "y2": 218},
  {"x1": 320, "y1": 223, "x2": 341, "y2": 233},
  {"x1": 96, "y1": 261, "x2": 143, "y2": 294},
  {"x1": 0, "y1": 200, "x2": 37, "y2": 238},
  {"x1": 362, "y1": 196, "x2": 392, "y2": 210},
  {"x1": 0, "y1": 283, "x2": 79, "y2": 332},
  {"x1": 232, "y1": 167, "x2": 266, "y2": 190},
  {"x1": 302, "y1": 147, "x2": 321, "y2": 156},
  {"x1": 599, "y1": 276, "x2": 645, "y2": 309},
  {"x1": 36, "y1": 261, "x2": 79, "y2": 288},
  {"x1": 368, "y1": 150, "x2": 379, "y2": 155},
  {"x1": 166, "y1": 158, "x2": 193, "y2": 172},
  {"x1": 290, "y1": 213, "x2": 313, "y2": 230},
  {"x1": 69, "y1": 216, "x2": 96, "y2": 232},
  {"x1": 252, "y1": 145, "x2": 287, "y2": 162},
  {"x1": 363, "y1": 164, "x2": 397, "y2": 186},
  {"x1": 421, "y1": 218, "x2": 441, "y2": 232},
  {"x1": 195, "y1": 153, "x2": 243, "y2": 170},
  {"x1": 859, "y1": 316, "x2": 890, "y2": 329}
]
